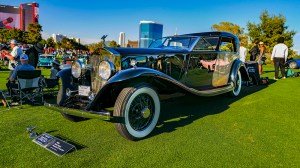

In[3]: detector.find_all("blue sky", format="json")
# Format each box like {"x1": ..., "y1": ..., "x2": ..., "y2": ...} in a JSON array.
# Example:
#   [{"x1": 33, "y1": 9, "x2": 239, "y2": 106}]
[{"x1": 2, "y1": 0, "x2": 300, "y2": 51}]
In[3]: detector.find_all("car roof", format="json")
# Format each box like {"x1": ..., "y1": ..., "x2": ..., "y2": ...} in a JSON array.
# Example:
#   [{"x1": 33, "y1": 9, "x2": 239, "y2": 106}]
[{"x1": 183, "y1": 31, "x2": 236, "y2": 37}]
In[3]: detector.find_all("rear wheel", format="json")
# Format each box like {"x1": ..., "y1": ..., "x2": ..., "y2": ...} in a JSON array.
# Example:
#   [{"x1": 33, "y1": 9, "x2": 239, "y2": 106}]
[
  {"x1": 114, "y1": 86, "x2": 160, "y2": 141},
  {"x1": 230, "y1": 70, "x2": 242, "y2": 97}
]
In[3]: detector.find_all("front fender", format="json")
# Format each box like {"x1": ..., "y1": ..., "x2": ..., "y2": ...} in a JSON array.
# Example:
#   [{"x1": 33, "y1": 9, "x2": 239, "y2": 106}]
[
  {"x1": 229, "y1": 59, "x2": 250, "y2": 84},
  {"x1": 86, "y1": 68, "x2": 171, "y2": 111}
]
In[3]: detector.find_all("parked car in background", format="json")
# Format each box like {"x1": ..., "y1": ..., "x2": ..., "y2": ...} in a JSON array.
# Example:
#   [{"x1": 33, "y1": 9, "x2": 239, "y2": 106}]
[
  {"x1": 37, "y1": 54, "x2": 55, "y2": 68},
  {"x1": 286, "y1": 58, "x2": 300, "y2": 69},
  {"x1": 46, "y1": 31, "x2": 250, "y2": 141},
  {"x1": 78, "y1": 55, "x2": 89, "y2": 64}
]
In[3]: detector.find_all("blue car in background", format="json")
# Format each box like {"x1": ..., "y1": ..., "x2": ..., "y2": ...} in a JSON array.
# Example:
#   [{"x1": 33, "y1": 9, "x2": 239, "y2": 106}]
[
  {"x1": 37, "y1": 54, "x2": 55, "y2": 68},
  {"x1": 286, "y1": 58, "x2": 300, "y2": 69}
]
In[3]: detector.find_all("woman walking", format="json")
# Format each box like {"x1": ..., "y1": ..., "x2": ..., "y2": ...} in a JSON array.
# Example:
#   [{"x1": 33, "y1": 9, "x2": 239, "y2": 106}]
[{"x1": 258, "y1": 41, "x2": 266, "y2": 75}]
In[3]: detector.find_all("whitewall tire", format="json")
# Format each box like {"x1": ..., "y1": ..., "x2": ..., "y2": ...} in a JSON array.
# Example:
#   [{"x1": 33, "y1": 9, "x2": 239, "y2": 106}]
[{"x1": 114, "y1": 86, "x2": 160, "y2": 140}]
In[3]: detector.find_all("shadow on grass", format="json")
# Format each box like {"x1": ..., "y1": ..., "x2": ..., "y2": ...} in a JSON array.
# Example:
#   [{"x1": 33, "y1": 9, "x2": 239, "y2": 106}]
[
  {"x1": 55, "y1": 134, "x2": 87, "y2": 151},
  {"x1": 150, "y1": 83, "x2": 272, "y2": 137}
]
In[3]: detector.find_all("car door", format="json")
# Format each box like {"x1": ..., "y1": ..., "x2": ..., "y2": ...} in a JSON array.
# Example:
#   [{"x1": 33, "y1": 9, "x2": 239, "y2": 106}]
[
  {"x1": 214, "y1": 36, "x2": 239, "y2": 87},
  {"x1": 181, "y1": 36, "x2": 219, "y2": 90}
]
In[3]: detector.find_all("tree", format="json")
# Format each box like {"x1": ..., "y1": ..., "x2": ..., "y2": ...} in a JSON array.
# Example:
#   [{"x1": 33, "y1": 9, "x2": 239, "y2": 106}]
[
  {"x1": 211, "y1": 21, "x2": 248, "y2": 46},
  {"x1": 88, "y1": 42, "x2": 104, "y2": 54},
  {"x1": 46, "y1": 37, "x2": 55, "y2": 48},
  {"x1": 212, "y1": 22, "x2": 244, "y2": 36},
  {"x1": 0, "y1": 28, "x2": 25, "y2": 43},
  {"x1": 27, "y1": 23, "x2": 43, "y2": 44},
  {"x1": 247, "y1": 11, "x2": 296, "y2": 54},
  {"x1": 109, "y1": 40, "x2": 118, "y2": 47}
]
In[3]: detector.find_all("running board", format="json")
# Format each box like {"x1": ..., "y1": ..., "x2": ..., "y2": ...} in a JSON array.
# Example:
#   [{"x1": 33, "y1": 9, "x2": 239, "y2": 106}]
[{"x1": 187, "y1": 83, "x2": 234, "y2": 97}]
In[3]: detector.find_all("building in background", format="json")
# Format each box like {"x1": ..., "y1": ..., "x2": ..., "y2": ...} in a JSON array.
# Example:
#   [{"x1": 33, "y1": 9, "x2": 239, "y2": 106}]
[
  {"x1": 73, "y1": 37, "x2": 80, "y2": 44},
  {"x1": 139, "y1": 21, "x2": 163, "y2": 48},
  {"x1": 0, "y1": 2, "x2": 39, "y2": 31},
  {"x1": 127, "y1": 40, "x2": 138, "y2": 48},
  {"x1": 19, "y1": 3, "x2": 39, "y2": 31},
  {"x1": 118, "y1": 32, "x2": 126, "y2": 47},
  {"x1": 52, "y1": 34, "x2": 67, "y2": 43}
]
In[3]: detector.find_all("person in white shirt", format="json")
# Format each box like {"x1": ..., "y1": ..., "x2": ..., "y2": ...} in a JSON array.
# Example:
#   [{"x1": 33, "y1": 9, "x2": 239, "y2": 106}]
[
  {"x1": 239, "y1": 42, "x2": 247, "y2": 62},
  {"x1": 271, "y1": 37, "x2": 288, "y2": 80},
  {"x1": 3, "y1": 39, "x2": 23, "y2": 77}
]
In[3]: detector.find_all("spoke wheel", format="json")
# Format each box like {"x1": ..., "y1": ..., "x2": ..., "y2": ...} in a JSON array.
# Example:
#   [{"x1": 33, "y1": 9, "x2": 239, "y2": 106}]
[
  {"x1": 230, "y1": 70, "x2": 242, "y2": 97},
  {"x1": 114, "y1": 86, "x2": 160, "y2": 141}
]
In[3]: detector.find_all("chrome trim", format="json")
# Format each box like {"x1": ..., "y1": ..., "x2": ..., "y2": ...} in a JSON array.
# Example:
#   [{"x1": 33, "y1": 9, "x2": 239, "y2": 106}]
[
  {"x1": 157, "y1": 75, "x2": 234, "y2": 96},
  {"x1": 44, "y1": 102, "x2": 111, "y2": 120}
]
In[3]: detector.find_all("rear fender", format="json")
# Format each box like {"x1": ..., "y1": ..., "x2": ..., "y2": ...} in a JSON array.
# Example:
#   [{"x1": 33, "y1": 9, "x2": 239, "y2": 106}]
[{"x1": 229, "y1": 59, "x2": 250, "y2": 85}]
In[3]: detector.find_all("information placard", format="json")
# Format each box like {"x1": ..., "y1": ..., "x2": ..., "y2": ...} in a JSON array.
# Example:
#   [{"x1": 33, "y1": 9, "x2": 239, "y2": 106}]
[{"x1": 33, "y1": 133, "x2": 76, "y2": 156}]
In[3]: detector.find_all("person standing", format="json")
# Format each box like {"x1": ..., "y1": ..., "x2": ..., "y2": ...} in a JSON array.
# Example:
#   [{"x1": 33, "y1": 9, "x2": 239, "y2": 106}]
[
  {"x1": 3, "y1": 39, "x2": 23, "y2": 77},
  {"x1": 271, "y1": 37, "x2": 288, "y2": 80},
  {"x1": 249, "y1": 40, "x2": 260, "y2": 61},
  {"x1": 25, "y1": 43, "x2": 44, "y2": 68},
  {"x1": 239, "y1": 42, "x2": 247, "y2": 62},
  {"x1": 258, "y1": 42, "x2": 266, "y2": 75}
]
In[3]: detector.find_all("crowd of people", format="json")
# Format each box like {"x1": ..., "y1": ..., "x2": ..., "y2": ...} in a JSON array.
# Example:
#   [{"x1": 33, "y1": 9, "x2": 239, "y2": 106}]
[
  {"x1": 0, "y1": 39, "x2": 62, "y2": 106},
  {"x1": 239, "y1": 37, "x2": 289, "y2": 80}
]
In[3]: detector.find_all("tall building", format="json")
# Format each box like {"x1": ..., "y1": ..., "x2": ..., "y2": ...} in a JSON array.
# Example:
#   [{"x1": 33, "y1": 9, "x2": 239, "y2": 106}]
[
  {"x1": 118, "y1": 32, "x2": 126, "y2": 47},
  {"x1": 19, "y1": 3, "x2": 39, "y2": 31},
  {"x1": 52, "y1": 34, "x2": 67, "y2": 43},
  {"x1": 139, "y1": 21, "x2": 163, "y2": 48},
  {"x1": 0, "y1": 2, "x2": 39, "y2": 31}
]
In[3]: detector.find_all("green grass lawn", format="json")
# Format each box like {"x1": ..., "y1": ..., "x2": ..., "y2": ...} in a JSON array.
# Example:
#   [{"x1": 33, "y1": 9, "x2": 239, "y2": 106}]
[{"x1": 0, "y1": 65, "x2": 300, "y2": 167}]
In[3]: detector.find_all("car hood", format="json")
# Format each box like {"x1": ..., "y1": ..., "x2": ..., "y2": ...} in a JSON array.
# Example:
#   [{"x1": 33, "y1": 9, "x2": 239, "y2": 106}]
[{"x1": 106, "y1": 47, "x2": 190, "y2": 55}]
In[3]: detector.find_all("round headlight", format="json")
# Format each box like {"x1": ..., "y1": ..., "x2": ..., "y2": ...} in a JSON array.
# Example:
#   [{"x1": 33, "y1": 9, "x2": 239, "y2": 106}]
[
  {"x1": 99, "y1": 61, "x2": 114, "y2": 80},
  {"x1": 71, "y1": 61, "x2": 83, "y2": 78}
]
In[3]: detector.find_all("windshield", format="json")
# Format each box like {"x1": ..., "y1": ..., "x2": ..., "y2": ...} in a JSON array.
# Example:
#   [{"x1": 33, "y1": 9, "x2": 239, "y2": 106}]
[{"x1": 149, "y1": 36, "x2": 198, "y2": 50}]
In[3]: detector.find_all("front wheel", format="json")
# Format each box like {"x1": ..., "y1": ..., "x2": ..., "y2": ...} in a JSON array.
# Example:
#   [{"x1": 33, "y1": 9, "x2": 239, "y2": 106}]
[
  {"x1": 114, "y1": 86, "x2": 160, "y2": 141},
  {"x1": 230, "y1": 70, "x2": 242, "y2": 97}
]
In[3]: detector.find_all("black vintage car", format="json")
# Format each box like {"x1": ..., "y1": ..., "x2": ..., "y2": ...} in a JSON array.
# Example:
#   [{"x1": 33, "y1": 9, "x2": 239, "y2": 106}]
[{"x1": 47, "y1": 32, "x2": 250, "y2": 140}]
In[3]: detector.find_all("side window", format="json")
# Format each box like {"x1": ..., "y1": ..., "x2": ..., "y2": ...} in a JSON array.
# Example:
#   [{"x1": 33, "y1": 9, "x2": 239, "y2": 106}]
[
  {"x1": 219, "y1": 37, "x2": 236, "y2": 52},
  {"x1": 193, "y1": 36, "x2": 219, "y2": 51}
]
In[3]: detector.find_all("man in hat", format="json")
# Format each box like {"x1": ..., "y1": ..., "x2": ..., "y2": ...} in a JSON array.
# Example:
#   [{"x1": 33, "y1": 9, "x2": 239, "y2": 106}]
[
  {"x1": 3, "y1": 39, "x2": 23, "y2": 76},
  {"x1": 9, "y1": 54, "x2": 35, "y2": 81},
  {"x1": 25, "y1": 43, "x2": 44, "y2": 68},
  {"x1": 50, "y1": 59, "x2": 61, "y2": 79},
  {"x1": 41, "y1": 59, "x2": 61, "y2": 88},
  {"x1": 6, "y1": 54, "x2": 35, "y2": 95}
]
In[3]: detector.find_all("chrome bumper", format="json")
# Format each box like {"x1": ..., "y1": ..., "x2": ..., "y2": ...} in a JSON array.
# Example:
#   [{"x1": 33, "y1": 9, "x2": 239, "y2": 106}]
[{"x1": 44, "y1": 102, "x2": 111, "y2": 120}]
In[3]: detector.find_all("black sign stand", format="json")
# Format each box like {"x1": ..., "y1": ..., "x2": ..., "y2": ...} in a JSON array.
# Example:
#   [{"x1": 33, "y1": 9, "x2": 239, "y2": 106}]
[{"x1": 33, "y1": 133, "x2": 76, "y2": 156}]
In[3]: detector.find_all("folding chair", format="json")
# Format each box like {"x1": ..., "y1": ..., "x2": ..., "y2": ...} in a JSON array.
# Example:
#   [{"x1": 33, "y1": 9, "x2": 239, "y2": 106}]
[
  {"x1": 11, "y1": 70, "x2": 44, "y2": 105},
  {"x1": 39, "y1": 76, "x2": 60, "y2": 96}
]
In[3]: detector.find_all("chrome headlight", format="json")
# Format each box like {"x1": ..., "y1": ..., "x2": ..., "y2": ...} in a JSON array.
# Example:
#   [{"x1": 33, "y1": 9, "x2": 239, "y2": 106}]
[
  {"x1": 72, "y1": 60, "x2": 84, "y2": 78},
  {"x1": 99, "y1": 61, "x2": 114, "y2": 80}
]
